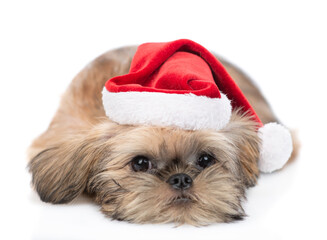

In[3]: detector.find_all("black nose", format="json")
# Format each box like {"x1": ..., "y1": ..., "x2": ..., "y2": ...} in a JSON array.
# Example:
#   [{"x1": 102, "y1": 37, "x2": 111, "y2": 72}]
[{"x1": 167, "y1": 173, "x2": 193, "y2": 190}]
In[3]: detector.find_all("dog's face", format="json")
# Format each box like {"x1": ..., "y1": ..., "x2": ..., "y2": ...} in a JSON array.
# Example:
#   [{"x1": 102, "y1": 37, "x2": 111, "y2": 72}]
[{"x1": 29, "y1": 111, "x2": 260, "y2": 225}]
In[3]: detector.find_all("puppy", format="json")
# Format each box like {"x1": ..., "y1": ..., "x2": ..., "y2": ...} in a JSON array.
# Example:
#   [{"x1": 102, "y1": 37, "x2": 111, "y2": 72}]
[{"x1": 28, "y1": 44, "x2": 297, "y2": 225}]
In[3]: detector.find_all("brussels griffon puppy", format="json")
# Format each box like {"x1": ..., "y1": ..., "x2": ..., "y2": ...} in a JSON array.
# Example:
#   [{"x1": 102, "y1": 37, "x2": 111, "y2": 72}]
[{"x1": 28, "y1": 40, "x2": 297, "y2": 225}]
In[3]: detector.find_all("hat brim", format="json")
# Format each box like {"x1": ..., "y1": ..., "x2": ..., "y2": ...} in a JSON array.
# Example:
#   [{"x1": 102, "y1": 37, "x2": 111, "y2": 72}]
[{"x1": 102, "y1": 88, "x2": 232, "y2": 131}]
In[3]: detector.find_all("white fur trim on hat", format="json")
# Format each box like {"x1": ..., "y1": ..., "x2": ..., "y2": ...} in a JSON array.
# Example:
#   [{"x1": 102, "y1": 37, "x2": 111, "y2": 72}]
[
  {"x1": 258, "y1": 123, "x2": 293, "y2": 173},
  {"x1": 102, "y1": 88, "x2": 232, "y2": 131}
]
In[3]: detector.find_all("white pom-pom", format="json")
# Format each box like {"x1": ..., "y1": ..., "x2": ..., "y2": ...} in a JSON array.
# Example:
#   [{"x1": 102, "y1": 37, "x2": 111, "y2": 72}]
[{"x1": 258, "y1": 123, "x2": 293, "y2": 173}]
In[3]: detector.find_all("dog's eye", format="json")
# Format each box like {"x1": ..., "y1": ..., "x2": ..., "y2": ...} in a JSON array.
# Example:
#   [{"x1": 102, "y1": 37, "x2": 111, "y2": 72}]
[
  {"x1": 197, "y1": 154, "x2": 215, "y2": 169},
  {"x1": 131, "y1": 156, "x2": 152, "y2": 172}
]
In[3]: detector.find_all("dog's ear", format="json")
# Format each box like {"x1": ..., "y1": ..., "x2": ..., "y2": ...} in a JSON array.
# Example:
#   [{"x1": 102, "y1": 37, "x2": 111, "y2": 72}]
[
  {"x1": 28, "y1": 124, "x2": 116, "y2": 204},
  {"x1": 223, "y1": 111, "x2": 261, "y2": 187}
]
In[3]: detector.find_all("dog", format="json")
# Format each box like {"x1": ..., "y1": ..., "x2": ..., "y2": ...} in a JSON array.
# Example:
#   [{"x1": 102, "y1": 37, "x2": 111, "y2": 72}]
[{"x1": 28, "y1": 43, "x2": 298, "y2": 225}]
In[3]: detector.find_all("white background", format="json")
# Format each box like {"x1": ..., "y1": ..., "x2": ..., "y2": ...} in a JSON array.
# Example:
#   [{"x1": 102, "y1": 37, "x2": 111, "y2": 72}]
[{"x1": 1, "y1": 1, "x2": 327, "y2": 239}]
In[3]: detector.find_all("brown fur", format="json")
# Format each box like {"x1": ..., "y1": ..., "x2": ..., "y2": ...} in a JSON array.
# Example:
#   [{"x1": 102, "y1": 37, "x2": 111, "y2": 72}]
[{"x1": 28, "y1": 46, "x2": 297, "y2": 225}]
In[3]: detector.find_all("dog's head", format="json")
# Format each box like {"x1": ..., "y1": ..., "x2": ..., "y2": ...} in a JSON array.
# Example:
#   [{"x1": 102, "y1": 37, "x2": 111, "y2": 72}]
[{"x1": 29, "y1": 110, "x2": 260, "y2": 225}]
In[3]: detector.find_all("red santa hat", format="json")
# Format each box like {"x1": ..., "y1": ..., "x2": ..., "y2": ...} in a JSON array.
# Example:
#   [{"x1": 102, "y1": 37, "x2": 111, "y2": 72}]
[{"x1": 102, "y1": 39, "x2": 293, "y2": 173}]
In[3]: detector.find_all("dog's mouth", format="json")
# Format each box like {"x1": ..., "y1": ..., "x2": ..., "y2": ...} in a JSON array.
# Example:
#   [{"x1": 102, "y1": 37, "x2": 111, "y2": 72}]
[{"x1": 170, "y1": 195, "x2": 193, "y2": 205}]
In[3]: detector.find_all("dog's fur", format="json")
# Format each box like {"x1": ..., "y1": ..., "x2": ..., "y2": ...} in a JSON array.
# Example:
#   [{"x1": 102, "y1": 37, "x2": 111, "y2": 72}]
[{"x1": 28, "y1": 46, "x2": 297, "y2": 225}]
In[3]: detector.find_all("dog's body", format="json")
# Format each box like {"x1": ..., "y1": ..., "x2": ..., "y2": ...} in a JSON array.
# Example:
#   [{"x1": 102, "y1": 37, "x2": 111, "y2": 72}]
[{"x1": 28, "y1": 46, "x2": 297, "y2": 225}]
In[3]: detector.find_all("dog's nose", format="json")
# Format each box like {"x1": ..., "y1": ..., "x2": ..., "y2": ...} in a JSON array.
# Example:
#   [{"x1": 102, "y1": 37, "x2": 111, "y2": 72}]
[{"x1": 167, "y1": 173, "x2": 193, "y2": 190}]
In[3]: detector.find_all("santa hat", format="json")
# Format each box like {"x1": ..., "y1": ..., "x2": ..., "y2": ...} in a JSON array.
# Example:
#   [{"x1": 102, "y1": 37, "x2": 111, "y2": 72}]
[{"x1": 102, "y1": 39, "x2": 293, "y2": 173}]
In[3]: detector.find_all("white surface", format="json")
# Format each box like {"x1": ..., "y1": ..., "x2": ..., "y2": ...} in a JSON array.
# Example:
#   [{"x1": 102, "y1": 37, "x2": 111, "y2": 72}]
[{"x1": 1, "y1": 1, "x2": 326, "y2": 239}]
